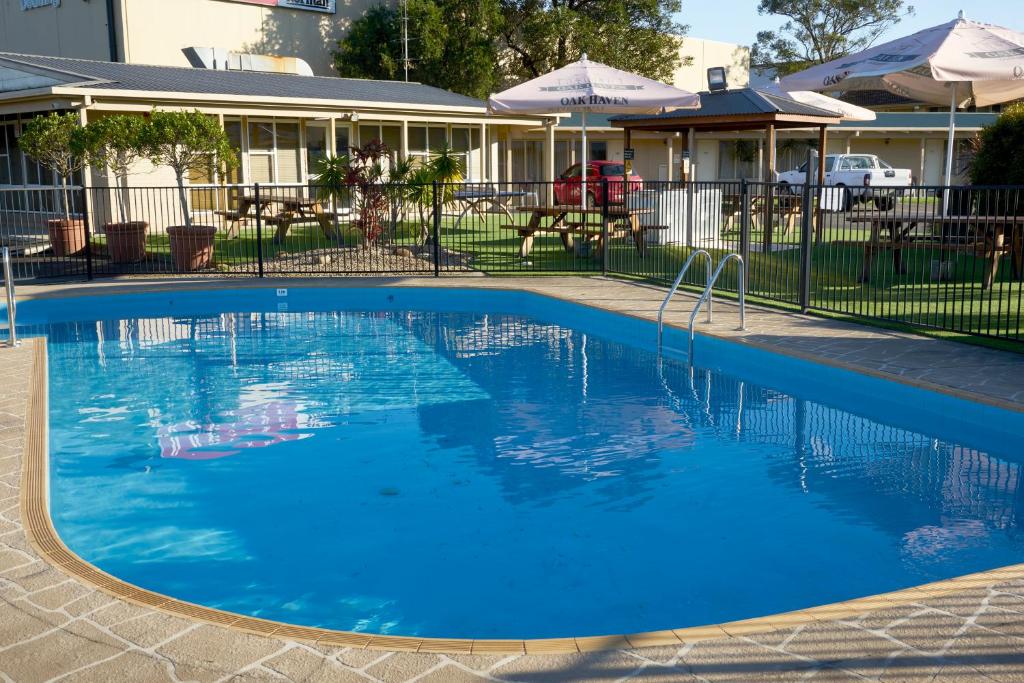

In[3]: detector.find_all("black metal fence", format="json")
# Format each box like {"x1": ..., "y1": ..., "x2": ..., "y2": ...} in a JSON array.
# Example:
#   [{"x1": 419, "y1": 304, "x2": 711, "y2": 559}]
[{"x1": 2, "y1": 179, "x2": 1023, "y2": 343}]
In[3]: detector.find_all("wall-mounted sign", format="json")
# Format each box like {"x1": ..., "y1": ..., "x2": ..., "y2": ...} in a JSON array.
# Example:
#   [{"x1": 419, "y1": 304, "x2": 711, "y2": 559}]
[
  {"x1": 21, "y1": 0, "x2": 61, "y2": 10},
  {"x1": 222, "y1": 0, "x2": 336, "y2": 13}
]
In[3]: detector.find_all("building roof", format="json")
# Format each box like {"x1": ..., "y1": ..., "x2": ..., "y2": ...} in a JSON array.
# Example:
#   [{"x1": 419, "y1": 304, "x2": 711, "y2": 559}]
[
  {"x1": 0, "y1": 52, "x2": 486, "y2": 109},
  {"x1": 610, "y1": 88, "x2": 842, "y2": 132},
  {"x1": 835, "y1": 112, "x2": 998, "y2": 130}
]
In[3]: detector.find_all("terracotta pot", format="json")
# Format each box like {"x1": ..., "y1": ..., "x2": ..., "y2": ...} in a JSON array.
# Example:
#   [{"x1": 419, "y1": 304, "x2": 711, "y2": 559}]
[
  {"x1": 167, "y1": 225, "x2": 216, "y2": 272},
  {"x1": 103, "y1": 221, "x2": 148, "y2": 263},
  {"x1": 46, "y1": 219, "x2": 86, "y2": 257}
]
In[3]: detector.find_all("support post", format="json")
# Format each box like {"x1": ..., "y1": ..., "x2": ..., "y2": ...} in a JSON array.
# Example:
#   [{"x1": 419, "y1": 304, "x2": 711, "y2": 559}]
[
  {"x1": 799, "y1": 149, "x2": 815, "y2": 313},
  {"x1": 816, "y1": 125, "x2": 828, "y2": 242},
  {"x1": 544, "y1": 119, "x2": 556, "y2": 205},
  {"x1": 432, "y1": 180, "x2": 441, "y2": 277},
  {"x1": 601, "y1": 176, "x2": 609, "y2": 275},
  {"x1": 739, "y1": 178, "x2": 751, "y2": 276},
  {"x1": 254, "y1": 183, "x2": 264, "y2": 277},
  {"x1": 82, "y1": 187, "x2": 93, "y2": 281}
]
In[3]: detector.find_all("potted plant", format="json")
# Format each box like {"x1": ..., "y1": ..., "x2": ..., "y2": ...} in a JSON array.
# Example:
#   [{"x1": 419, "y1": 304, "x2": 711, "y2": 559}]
[
  {"x1": 143, "y1": 110, "x2": 237, "y2": 271},
  {"x1": 83, "y1": 114, "x2": 149, "y2": 263},
  {"x1": 17, "y1": 113, "x2": 89, "y2": 257}
]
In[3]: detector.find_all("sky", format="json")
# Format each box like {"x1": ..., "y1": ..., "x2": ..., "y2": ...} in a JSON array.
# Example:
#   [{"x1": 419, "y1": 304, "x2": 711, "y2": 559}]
[{"x1": 675, "y1": 1, "x2": 1022, "y2": 49}]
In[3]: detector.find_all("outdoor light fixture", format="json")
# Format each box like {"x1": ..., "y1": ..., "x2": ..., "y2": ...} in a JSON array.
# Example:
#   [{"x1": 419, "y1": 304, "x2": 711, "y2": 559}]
[{"x1": 707, "y1": 67, "x2": 728, "y2": 92}]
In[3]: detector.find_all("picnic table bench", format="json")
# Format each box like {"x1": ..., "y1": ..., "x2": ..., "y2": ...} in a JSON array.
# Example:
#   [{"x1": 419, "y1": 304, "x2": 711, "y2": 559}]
[
  {"x1": 215, "y1": 194, "x2": 330, "y2": 243},
  {"x1": 452, "y1": 186, "x2": 533, "y2": 230},
  {"x1": 848, "y1": 214, "x2": 1024, "y2": 287},
  {"x1": 501, "y1": 205, "x2": 666, "y2": 258}
]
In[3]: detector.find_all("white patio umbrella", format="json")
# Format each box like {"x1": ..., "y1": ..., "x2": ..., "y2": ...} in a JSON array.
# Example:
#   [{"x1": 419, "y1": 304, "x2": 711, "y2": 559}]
[
  {"x1": 780, "y1": 12, "x2": 1024, "y2": 210},
  {"x1": 489, "y1": 55, "x2": 700, "y2": 209},
  {"x1": 763, "y1": 78, "x2": 876, "y2": 122}
]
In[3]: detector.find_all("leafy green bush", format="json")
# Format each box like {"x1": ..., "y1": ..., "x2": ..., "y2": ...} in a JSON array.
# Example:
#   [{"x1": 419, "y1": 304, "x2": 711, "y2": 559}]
[{"x1": 970, "y1": 103, "x2": 1024, "y2": 186}]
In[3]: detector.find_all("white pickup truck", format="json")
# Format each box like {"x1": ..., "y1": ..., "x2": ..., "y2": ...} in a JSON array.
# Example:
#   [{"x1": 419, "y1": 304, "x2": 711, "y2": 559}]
[{"x1": 777, "y1": 154, "x2": 913, "y2": 210}]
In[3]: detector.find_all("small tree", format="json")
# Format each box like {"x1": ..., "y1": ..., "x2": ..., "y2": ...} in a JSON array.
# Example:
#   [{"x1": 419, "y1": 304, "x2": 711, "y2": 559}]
[
  {"x1": 17, "y1": 113, "x2": 89, "y2": 220},
  {"x1": 142, "y1": 110, "x2": 237, "y2": 229},
  {"x1": 83, "y1": 114, "x2": 148, "y2": 223}
]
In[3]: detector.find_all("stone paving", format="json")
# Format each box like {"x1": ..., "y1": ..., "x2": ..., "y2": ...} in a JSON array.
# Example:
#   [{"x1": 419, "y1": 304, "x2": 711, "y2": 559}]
[{"x1": 3, "y1": 277, "x2": 1024, "y2": 681}]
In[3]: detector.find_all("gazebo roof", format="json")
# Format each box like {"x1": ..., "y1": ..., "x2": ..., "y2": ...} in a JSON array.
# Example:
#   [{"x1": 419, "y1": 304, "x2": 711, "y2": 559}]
[{"x1": 611, "y1": 88, "x2": 842, "y2": 132}]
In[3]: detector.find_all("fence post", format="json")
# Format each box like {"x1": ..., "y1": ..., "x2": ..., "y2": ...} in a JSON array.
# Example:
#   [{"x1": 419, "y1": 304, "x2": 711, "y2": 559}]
[
  {"x1": 432, "y1": 180, "x2": 441, "y2": 277},
  {"x1": 798, "y1": 156, "x2": 814, "y2": 313},
  {"x1": 739, "y1": 179, "x2": 751, "y2": 280},
  {"x1": 254, "y1": 183, "x2": 264, "y2": 278},
  {"x1": 81, "y1": 187, "x2": 93, "y2": 281},
  {"x1": 601, "y1": 177, "x2": 609, "y2": 275}
]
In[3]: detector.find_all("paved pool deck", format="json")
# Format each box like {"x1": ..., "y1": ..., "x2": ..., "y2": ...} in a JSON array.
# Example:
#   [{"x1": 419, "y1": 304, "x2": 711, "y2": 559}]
[{"x1": 3, "y1": 276, "x2": 1024, "y2": 681}]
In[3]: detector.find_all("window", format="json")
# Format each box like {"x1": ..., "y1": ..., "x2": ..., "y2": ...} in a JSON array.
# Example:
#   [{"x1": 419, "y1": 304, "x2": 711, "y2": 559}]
[
  {"x1": 409, "y1": 125, "x2": 448, "y2": 166},
  {"x1": 248, "y1": 121, "x2": 275, "y2": 183},
  {"x1": 223, "y1": 120, "x2": 243, "y2": 184},
  {"x1": 555, "y1": 140, "x2": 571, "y2": 175},
  {"x1": 276, "y1": 122, "x2": 301, "y2": 184},
  {"x1": 357, "y1": 123, "x2": 401, "y2": 166},
  {"x1": 573, "y1": 140, "x2": 608, "y2": 162},
  {"x1": 0, "y1": 124, "x2": 12, "y2": 185},
  {"x1": 306, "y1": 124, "x2": 327, "y2": 177},
  {"x1": 562, "y1": 164, "x2": 581, "y2": 179},
  {"x1": 246, "y1": 120, "x2": 302, "y2": 184},
  {"x1": 335, "y1": 123, "x2": 351, "y2": 156}
]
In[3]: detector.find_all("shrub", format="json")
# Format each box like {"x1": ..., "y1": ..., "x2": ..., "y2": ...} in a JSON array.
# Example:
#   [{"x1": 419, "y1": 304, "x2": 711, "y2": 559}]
[{"x1": 969, "y1": 103, "x2": 1024, "y2": 186}]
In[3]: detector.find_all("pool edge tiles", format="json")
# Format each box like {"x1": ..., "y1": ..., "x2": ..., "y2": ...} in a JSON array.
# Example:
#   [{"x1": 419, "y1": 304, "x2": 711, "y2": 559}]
[{"x1": 17, "y1": 288, "x2": 1024, "y2": 654}]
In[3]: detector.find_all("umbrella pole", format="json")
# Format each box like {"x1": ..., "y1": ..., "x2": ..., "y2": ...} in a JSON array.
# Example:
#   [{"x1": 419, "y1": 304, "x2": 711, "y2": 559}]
[
  {"x1": 942, "y1": 84, "x2": 957, "y2": 215},
  {"x1": 581, "y1": 111, "x2": 588, "y2": 210}
]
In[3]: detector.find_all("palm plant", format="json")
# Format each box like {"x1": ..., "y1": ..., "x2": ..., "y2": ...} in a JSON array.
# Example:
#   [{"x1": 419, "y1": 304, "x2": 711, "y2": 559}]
[
  {"x1": 313, "y1": 154, "x2": 350, "y2": 239},
  {"x1": 404, "y1": 166, "x2": 437, "y2": 244}
]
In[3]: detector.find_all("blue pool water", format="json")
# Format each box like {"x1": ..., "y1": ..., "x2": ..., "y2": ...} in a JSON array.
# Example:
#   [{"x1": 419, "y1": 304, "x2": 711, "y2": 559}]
[{"x1": 20, "y1": 287, "x2": 1024, "y2": 639}]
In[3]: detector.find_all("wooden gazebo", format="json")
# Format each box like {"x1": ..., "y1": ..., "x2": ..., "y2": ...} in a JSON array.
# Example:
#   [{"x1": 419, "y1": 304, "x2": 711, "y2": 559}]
[{"x1": 611, "y1": 87, "x2": 843, "y2": 184}]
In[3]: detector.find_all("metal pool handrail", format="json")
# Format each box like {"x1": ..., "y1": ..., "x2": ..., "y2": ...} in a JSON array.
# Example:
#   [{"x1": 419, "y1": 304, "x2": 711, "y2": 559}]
[
  {"x1": 688, "y1": 254, "x2": 746, "y2": 364},
  {"x1": 658, "y1": 249, "x2": 712, "y2": 350},
  {"x1": 2, "y1": 247, "x2": 17, "y2": 348}
]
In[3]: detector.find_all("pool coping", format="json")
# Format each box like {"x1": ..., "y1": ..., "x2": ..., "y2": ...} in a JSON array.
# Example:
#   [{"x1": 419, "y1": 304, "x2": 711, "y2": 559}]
[{"x1": 17, "y1": 280, "x2": 1024, "y2": 655}]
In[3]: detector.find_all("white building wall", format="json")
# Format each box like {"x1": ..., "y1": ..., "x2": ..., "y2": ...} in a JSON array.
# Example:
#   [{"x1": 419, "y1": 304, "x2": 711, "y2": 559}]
[{"x1": 674, "y1": 38, "x2": 750, "y2": 92}]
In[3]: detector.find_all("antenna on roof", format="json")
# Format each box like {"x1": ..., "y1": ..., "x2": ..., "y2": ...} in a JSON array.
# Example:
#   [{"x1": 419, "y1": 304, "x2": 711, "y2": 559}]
[{"x1": 401, "y1": 0, "x2": 410, "y2": 82}]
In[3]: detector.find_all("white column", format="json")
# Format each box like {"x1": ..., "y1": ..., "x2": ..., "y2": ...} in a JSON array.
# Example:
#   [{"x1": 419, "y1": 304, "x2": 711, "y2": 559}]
[
  {"x1": 400, "y1": 119, "x2": 409, "y2": 162},
  {"x1": 544, "y1": 119, "x2": 556, "y2": 204},
  {"x1": 666, "y1": 136, "x2": 674, "y2": 181}
]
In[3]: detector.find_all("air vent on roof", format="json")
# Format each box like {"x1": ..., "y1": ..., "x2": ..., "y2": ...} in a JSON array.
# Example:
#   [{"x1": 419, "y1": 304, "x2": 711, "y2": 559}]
[{"x1": 182, "y1": 47, "x2": 314, "y2": 77}]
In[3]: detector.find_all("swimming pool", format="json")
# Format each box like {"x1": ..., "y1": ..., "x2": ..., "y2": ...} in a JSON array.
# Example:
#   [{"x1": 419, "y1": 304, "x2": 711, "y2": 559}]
[{"x1": 19, "y1": 286, "x2": 1024, "y2": 640}]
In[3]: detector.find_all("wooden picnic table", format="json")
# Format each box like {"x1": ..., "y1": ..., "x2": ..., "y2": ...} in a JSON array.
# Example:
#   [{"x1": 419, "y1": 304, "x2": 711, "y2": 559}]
[
  {"x1": 721, "y1": 192, "x2": 803, "y2": 246},
  {"x1": 850, "y1": 214, "x2": 1024, "y2": 288},
  {"x1": 452, "y1": 187, "x2": 533, "y2": 230},
  {"x1": 219, "y1": 194, "x2": 330, "y2": 243},
  {"x1": 504, "y1": 205, "x2": 664, "y2": 258}
]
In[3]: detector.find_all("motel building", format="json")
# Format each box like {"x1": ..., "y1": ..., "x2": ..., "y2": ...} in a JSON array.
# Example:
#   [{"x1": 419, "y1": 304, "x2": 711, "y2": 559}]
[{"x1": 0, "y1": 0, "x2": 1003, "y2": 221}]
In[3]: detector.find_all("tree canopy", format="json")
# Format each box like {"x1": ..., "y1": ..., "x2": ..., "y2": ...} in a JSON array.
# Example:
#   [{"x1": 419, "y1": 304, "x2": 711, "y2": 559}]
[
  {"x1": 500, "y1": 0, "x2": 685, "y2": 85},
  {"x1": 751, "y1": 0, "x2": 914, "y2": 76},
  {"x1": 333, "y1": 0, "x2": 687, "y2": 97},
  {"x1": 334, "y1": 0, "x2": 502, "y2": 99}
]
